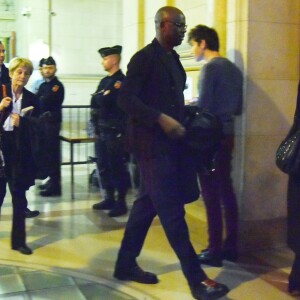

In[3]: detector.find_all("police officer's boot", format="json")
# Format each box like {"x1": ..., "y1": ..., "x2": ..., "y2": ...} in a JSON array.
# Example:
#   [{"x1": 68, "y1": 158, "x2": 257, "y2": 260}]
[
  {"x1": 108, "y1": 190, "x2": 127, "y2": 217},
  {"x1": 92, "y1": 188, "x2": 115, "y2": 210}
]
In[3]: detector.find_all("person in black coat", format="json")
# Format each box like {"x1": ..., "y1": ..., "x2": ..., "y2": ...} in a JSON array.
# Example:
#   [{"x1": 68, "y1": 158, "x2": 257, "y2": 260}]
[
  {"x1": 0, "y1": 43, "x2": 39, "y2": 219},
  {"x1": 0, "y1": 41, "x2": 9, "y2": 211},
  {"x1": 113, "y1": 6, "x2": 229, "y2": 300},
  {"x1": 287, "y1": 81, "x2": 300, "y2": 296},
  {"x1": 0, "y1": 41, "x2": 10, "y2": 85},
  {"x1": 37, "y1": 56, "x2": 64, "y2": 196},
  {"x1": 0, "y1": 57, "x2": 41, "y2": 255}
]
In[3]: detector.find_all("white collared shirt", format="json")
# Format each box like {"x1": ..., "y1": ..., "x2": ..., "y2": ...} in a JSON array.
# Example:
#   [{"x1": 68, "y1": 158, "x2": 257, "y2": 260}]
[{"x1": 3, "y1": 89, "x2": 22, "y2": 131}]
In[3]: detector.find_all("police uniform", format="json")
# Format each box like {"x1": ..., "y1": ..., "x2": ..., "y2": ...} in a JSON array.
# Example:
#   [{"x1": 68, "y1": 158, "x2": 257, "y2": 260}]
[
  {"x1": 91, "y1": 45, "x2": 130, "y2": 217},
  {"x1": 37, "y1": 56, "x2": 64, "y2": 196}
]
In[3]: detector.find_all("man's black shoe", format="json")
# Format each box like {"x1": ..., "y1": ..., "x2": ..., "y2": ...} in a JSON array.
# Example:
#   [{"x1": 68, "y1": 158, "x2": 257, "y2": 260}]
[
  {"x1": 221, "y1": 249, "x2": 238, "y2": 262},
  {"x1": 114, "y1": 265, "x2": 158, "y2": 284},
  {"x1": 25, "y1": 208, "x2": 40, "y2": 218},
  {"x1": 40, "y1": 187, "x2": 61, "y2": 197},
  {"x1": 198, "y1": 250, "x2": 223, "y2": 267},
  {"x1": 108, "y1": 202, "x2": 127, "y2": 217},
  {"x1": 92, "y1": 199, "x2": 115, "y2": 210},
  {"x1": 190, "y1": 279, "x2": 229, "y2": 300},
  {"x1": 12, "y1": 245, "x2": 33, "y2": 255}
]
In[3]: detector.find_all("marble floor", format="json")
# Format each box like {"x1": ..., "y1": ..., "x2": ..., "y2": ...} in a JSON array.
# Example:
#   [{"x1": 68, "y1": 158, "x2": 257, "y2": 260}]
[{"x1": 0, "y1": 165, "x2": 298, "y2": 299}]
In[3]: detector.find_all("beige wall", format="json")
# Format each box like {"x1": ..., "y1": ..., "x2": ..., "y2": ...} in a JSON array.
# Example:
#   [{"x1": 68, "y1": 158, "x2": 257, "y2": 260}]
[
  {"x1": 0, "y1": 1, "x2": 16, "y2": 61},
  {"x1": 227, "y1": 0, "x2": 300, "y2": 250},
  {"x1": 12, "y1": 0, "x2": 123, "y2": 104},
  {"x1": 241, "y1": 0, "x2": 299, "y2": 219}
]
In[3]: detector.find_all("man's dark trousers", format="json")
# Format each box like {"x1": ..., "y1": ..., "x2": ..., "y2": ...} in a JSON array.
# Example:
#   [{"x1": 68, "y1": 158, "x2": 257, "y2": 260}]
[{"x1": 116, "y1": 147, "x2": 207, "y2": 287}]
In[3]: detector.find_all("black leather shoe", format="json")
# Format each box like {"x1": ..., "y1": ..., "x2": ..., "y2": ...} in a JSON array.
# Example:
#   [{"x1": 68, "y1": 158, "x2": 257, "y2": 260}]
[
  {"x1": 198, "y1": 250, "x2": 223, "y2": 267},
  {"x1": 25, "y1": 208, "x2": 40, "y2": 218},
  {"x1": 40, "y1": 187, "x2": 61, "y2": 197},
  {"x1": 114, "y1": 265, "x2": 158, "y2": 284},
  {"x1": 12, "y1": 245, "x2": 33, "y2": 255},
  {"x1": 190, "y1": 279, "x2": 229, "y2": 300},
  {"x1": 289, "y1": 275, "x2": 300, "y2": 296},
  {"x1": 221, "y1": 249, "x2": 238, "y2": 262},
  {"x1": 289, "y1": 281, "x2": 300, "y2": 296},
  {"x1": 108, "y1": 202, "x2": 127, "y2": 217},
  {"x1": 92, "y1": 199, "x2": 115, "y2": 210},
  {"x1": 38, "y1": 180, "x2": 51, "y2": 190}
]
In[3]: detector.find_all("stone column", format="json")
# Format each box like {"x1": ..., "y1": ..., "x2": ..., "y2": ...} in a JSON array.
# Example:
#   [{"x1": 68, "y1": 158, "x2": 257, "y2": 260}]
[
  {"x1": 227, "y1": 0, "x2": 300, "y2": 250},
  {"x1": 212, "y1": 0, "x2": 227, "y2": 56}
]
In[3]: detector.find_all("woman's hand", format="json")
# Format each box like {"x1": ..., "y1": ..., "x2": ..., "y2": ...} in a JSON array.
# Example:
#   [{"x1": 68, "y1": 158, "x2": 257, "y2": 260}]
[
  {"x1": 0, "y1": 97, "x2": 12, "y2": 111},
  {"x1": 11, "y1": 113, "x2": 20, "y2": 127}
]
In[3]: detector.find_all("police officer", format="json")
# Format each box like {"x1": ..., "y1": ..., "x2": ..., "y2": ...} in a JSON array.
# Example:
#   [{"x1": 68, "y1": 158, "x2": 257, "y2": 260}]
[
  {"x1": 91, "y1": 45, "x2": 130, "y2": 217},
  {"x1": 37, "y1": 56, "x2": 64, "y2": 196}
]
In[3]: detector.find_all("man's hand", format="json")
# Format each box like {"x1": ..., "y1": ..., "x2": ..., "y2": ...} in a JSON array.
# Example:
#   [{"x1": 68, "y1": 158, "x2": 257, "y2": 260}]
[
  {"x1": 158, "y1": 113, "x2": 186, "y2": 139},
  {"x1": 0, "y1": 97, "x2": 12, "y2": 111}
]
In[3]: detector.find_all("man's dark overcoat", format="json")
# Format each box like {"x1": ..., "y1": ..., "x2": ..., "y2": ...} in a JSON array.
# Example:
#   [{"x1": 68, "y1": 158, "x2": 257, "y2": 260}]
[{"x1": 118, "y1": 38, "x2": 199, "y2": 203}]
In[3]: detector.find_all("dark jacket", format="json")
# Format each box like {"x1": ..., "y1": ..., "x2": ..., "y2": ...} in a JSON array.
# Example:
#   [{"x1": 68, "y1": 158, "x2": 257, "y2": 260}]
[
  {"x1": 118, "y1": 38, "x2": 199, "y2": 204},
  {"x1": 118, "y1": 38, "x2": 187, "y2": 159},
  {"x1": 0, "y1": 84, "x2": 41, "y2": 189},
  {"x1": 37, "y1": 76, "x2": 64, "y2": 123},
  {"x1": 90, "y1": 69, "x2": 126, "y2": 135},
  {"x1": 0, "y1": 64, "x2": 10, "y2": 85},
  {"x1": 287, "y1": 81, "x2": 300, "y2": 254}
]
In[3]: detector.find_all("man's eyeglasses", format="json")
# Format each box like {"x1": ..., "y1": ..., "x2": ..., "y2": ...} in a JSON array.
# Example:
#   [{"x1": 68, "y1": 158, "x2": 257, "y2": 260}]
[{"x1": 164, "y1": 21, "x2": 187, "y2": 30}]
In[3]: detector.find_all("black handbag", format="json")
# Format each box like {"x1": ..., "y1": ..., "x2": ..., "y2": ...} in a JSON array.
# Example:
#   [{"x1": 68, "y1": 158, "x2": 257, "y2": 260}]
[
  {"x1": 276, "y1": 117, "x2": 300, "y2": 174},
  {"x1": 183, "y1": 105, "x2": 223, "y2": 172},
  {"x1": 184, "y1": 105, "x2": 223, "y2": 153},
  {"x1": 276, "y1": 83, "x2": 300, "y2": 174}
]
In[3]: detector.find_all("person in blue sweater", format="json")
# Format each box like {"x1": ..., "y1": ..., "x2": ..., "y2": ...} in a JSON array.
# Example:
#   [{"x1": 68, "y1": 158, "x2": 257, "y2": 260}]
[{"x1": 188, "y1": 24, "x2": 243, "y2": 267}]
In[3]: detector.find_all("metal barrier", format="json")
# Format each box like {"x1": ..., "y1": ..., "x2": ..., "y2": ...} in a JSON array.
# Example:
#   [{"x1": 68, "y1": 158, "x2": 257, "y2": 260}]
[{"x1": 59, "y1": 105, "x2": 95, "y2": 199}]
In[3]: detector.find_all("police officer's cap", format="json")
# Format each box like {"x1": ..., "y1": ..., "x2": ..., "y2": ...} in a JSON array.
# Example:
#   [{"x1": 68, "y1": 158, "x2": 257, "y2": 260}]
[
  {"x1": 43, "y1": 56, "x2": 56, "y2": 65},
  {"x1": 98, "y1": 45, "x2": 122, "y2": 57},
  {"x1": 39, "y1": 58, "x2": 45, "y2": 67}
]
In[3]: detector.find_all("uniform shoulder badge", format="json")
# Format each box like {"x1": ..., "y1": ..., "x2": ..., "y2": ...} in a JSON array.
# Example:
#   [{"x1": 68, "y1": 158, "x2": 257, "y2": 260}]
[
  {"x1": 52, "y1": 85, "x2": 60, "y2": 92},
  {"x1": 114, "y1": 81, "x2": 122, "y2": 89}
]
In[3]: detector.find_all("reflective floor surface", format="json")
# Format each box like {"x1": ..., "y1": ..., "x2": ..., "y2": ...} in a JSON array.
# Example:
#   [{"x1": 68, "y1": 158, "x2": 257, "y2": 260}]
[{"x1": 0, "y1": 166, "x2": 298, "y2": 299}]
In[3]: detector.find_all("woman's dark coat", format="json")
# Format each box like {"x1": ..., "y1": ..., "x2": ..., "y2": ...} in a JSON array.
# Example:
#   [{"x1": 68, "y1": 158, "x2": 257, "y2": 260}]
[
  {"x1": 0, "y1": 84, "x2": 41, "y2": 190},
  {"x1": 287, "y1": 81, "x2": 300, "y2": 254}
]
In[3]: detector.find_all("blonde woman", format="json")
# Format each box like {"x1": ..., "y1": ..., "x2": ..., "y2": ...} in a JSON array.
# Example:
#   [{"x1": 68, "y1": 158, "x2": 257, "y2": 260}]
[{"x1": 0, "y1": 57, "x2": 40, "y2": 255}]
